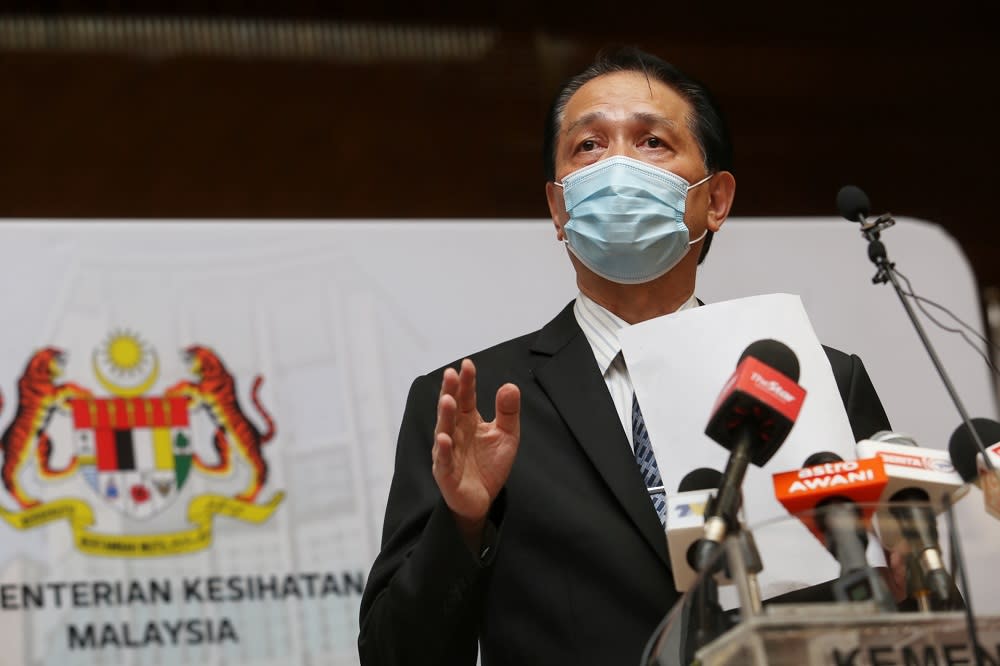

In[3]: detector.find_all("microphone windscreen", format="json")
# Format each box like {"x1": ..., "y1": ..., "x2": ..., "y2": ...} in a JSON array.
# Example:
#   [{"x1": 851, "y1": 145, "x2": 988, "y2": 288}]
[
  {"x1": 803, "y1": 451, "x2": 843, "y2": 467},
  {"x1": 738, "y1": 339, "x2": 800, "y2": 382},
  {"x1": 678, "y1": 467, "x2": 723, "y2": 492},
  {"x1": 836, "y1": 185, "x2": 870, "y2": 222},
  {"x1": 948, "y1": 418, "x2": 1000, "y2": 482}
]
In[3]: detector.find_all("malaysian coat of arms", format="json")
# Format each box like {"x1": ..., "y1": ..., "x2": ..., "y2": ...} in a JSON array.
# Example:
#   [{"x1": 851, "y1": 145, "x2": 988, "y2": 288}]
[{"x1": 0, "y1": 332, "x2": 284, "y2": 557}]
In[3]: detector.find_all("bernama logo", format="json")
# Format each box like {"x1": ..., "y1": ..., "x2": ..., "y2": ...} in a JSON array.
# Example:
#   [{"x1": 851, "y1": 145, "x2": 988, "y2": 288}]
[{"x1": 749, "y1": 371, "x2": 795, "y2": 403}]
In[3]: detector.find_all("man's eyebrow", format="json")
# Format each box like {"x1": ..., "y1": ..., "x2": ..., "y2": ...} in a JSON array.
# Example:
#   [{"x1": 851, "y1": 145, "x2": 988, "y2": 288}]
[
  {"x1": 563, "y1": 111, "x2": 606, "y2": 137},
  {"x1": 562, "y1": 111, "x2": 678, "y2": 137},
  {"x1": 631, "y1": 112, "x2": 677, "y2": 130}
]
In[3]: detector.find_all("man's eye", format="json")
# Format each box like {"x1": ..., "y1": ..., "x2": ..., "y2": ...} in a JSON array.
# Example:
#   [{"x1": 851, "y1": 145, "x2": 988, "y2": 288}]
[
  {"x1": 580, "y1": 139, "x2": 597, "y2": 151},
  {"x1": 645, "y1": 137, "x2": 664, "y2": 148}
]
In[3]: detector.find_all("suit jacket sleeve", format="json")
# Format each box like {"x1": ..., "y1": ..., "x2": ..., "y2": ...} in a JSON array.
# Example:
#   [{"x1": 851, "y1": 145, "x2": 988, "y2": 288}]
[
  {"x1": 358, "y1": 370, "x2": 500, "y2": 666},
  {"x1": 824, "y1": 345, "x2": 892, "y2": 440}
]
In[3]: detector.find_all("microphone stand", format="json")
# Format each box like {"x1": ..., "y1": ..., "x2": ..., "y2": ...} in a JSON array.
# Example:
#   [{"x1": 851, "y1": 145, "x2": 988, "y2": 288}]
[
  {"x1": 857, "y1": 216, "x2": 995, "y2": 470},
  {"x1": 943, "y1": 492, "x2": 984, "y2": 666},
  {"x1": 859, "y1": 213, "x2": 985, "y2": 663}
]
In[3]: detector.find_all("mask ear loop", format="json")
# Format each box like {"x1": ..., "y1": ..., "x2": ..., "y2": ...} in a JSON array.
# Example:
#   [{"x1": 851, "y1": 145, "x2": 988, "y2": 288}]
[
  {"x1": 552, "y1": 180, "x2": 567, "y2": 244},
  {"x1": 687, "y1": 173, "x2": 713, "y2": 190},
  {"x1": 687, "y1": 228, "x2": 708, "y2": 246},
  {"x1": 685, "y1": 173, "x2": 714, "y2": 246}
]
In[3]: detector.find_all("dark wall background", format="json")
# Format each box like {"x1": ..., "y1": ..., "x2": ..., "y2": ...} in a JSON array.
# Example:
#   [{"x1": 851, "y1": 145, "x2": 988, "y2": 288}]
[{"x1": 1, "y1": 3, "x2": 997, "y2": 295}]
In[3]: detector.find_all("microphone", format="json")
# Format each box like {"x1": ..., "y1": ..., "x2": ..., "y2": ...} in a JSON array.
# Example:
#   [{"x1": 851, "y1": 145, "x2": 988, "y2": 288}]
[
  {"x1": 837, "y1": 183, "x2": 895, "y2": 237},
  {"x1": 772, "y1": 451, "x2": 895, "y2": 609},
  {"x1": 667, "y1": 469, "x2": 732, "y2": 660},
  {"x1": 856, "y1": 432, "x2": 967, "y2": 604},
  {"x1": 858, "y1": 431, "x2": 968, "y2": 543},
  {"x1": 948, "y1": 418, "x2": 1000, "y2": 481},
  {"x1": 949, "y1": 418, "x2": 1000, "y2": 519},
  {"x1": 666, "y1": 468, "x2": 723, "y2": 592},
  {"x1": 838, "y1": 185, "x2": 994, "y2": 495},
  {"x1": 836, "y1": 184, "x2": 870, "y2": 223},
  {"x1": 667, "y1": 468, "x2": 766, "y2": 621},
  {"x1": 695, "y1": 339, "x2": 806, "y2": 571}
]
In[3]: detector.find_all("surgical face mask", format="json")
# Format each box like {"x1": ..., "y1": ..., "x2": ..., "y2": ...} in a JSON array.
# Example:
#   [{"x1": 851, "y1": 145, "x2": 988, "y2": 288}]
[{"x1": 555, "y1": 156, "x2": 712, "y2": 284}]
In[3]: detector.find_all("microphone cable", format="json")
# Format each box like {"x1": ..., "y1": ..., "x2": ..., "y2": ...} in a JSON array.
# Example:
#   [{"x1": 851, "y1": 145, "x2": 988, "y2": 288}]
[
  {"x1": 837, "y1": 184, "x2": 996, "y2": 470},
  {"x1": 638, "y1": 602, "x2": 676, "y2": 666},
  {"x1": 891, "y1": 267, "x2": 1000, "y2": 378}
]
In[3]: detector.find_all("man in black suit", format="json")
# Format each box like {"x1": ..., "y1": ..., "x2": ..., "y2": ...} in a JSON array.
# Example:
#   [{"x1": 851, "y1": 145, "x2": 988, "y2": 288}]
[{"x1": 358, "y1": 46, "x2": 891, "y2": 665}]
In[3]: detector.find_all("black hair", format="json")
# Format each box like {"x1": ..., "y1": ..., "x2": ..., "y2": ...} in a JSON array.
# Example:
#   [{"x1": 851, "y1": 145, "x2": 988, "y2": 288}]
[{"x1": 542, "y1": 45, "x2": 733, "y2": 264}]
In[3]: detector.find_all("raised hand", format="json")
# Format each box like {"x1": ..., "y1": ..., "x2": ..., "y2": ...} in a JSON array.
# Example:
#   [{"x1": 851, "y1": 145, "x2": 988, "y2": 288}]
[{"x1": 432, "y1": 359, "x2": 520, "y2": 549}]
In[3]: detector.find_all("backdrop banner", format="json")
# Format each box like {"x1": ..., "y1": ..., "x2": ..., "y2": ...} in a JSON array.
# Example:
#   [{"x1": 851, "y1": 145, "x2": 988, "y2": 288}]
[{"x1": 0, "y1": 219, "x2": 995, "y2": 665}]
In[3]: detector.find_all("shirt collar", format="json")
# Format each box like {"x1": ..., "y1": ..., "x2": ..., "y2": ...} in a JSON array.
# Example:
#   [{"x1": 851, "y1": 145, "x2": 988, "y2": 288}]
[{"x1": 573, "y1": 291, "x2": 698, "y2": 375}]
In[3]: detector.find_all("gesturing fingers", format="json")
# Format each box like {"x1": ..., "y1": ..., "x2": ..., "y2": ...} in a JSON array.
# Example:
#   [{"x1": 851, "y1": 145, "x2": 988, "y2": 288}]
[
  {"x1": 435, "y1": 390, "x2": 458, "y2": 441},
  {"x1": 432, "y1": 370, "x2": 521, "y2": 527},
  {"x1": 439, "y1": 366, "x2": 459, "y2": 400},
  {"x1": 435, "y1": 365, "x2": 460, "y2": 438},
  {"x1": 456, "y1": 358, "x2": 477, "y2": 415},
  {"x1": 494, "y1": 383, "x2": 521, "y2": 439},
  {"x1": 432, "y1": 431, "x2": 454, "y2": 479},
  {"x1": 432, "y1": 392, "x2": 458, "y2": 482}
]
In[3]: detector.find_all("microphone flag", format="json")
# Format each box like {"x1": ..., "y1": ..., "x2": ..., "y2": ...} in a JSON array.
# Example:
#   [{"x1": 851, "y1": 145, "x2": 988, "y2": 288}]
[
  {"x1": 705, "y1": 355, "x2": 806, "y2": 467},
  {"x1": 772, "y1": 456, "x2": 888, "y2": 540}
]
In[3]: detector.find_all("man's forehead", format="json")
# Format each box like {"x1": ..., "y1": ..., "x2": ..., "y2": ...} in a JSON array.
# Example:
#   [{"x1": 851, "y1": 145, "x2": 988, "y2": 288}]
[{"x1": 560, "y1": 71, "x2": 692, "y2": 131}]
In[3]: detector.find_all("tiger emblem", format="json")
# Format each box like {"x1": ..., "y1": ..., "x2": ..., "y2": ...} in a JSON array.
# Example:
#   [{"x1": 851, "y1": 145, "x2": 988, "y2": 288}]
[
  {"x1": 165, "y1": 345, "x2": 276, "y2": 503},
  {"x1": 0, "y1": 347, "x2": 93, "y2": 508}
]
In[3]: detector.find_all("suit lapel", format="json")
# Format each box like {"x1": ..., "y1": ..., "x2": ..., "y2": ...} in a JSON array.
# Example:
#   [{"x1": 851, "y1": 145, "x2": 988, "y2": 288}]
[{"x1": 530, "y1": 302, "x2": 669, "y2": 566}]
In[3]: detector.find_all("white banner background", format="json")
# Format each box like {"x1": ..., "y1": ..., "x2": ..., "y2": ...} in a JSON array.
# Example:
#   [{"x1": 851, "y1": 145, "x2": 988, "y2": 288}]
[{"x1": 0, "y1": 218, "x2": 995, "y2": 664}]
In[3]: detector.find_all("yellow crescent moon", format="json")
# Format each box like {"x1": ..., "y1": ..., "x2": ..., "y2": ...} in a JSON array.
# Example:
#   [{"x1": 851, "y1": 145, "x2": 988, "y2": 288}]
[{"x1": 92, "y1": 349, "x2": 160, "y2": 397}]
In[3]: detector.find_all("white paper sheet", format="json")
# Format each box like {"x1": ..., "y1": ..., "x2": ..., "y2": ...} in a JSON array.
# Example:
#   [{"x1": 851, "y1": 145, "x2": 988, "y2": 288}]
[{"x1": 619, "y1": 293, "x2": 885, "y2": 601}]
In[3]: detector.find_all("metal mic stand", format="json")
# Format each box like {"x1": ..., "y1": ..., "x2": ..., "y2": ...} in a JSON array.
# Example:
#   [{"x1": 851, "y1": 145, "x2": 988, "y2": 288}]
[{"x1": 857, "y1": 213, "x2": 994, "y2": 468}]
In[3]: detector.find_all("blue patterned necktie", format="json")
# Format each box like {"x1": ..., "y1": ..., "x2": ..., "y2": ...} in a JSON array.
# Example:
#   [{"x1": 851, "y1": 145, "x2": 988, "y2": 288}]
[{"x1": 632, "y1": 393, "x2": 667, "y2": 526}]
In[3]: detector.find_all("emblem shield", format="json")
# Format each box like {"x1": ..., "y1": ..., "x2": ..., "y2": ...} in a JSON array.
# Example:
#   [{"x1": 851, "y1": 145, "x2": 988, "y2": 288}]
[{"x1": 71, "y1": 397, "x2": 193, "y2": 519}]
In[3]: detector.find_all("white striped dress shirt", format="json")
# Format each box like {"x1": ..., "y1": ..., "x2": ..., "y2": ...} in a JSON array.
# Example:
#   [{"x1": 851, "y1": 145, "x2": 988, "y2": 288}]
[{"x1": 573, "y1": 292, "x2": 698, "y2": 451}]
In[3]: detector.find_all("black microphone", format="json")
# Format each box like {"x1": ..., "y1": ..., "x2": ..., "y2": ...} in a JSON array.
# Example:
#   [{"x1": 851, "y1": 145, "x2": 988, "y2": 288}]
[
  {"x1": 679, "y1": 467, "x2": 723, "y2": 493},
  {"x1": 836, "y1": 184, "x2": 871, "y2": 223},
  {"x1": 695, "y1": 339, "x2": 806, "y2": 572},
  {"x1": 889, "y1": 490, "x2": 952, "y2": 605},
  {"x1": 857, "y1": 432, "x2": 963, "y2": 604},
  {"x1": 666, "y1": 469, "x2": 723, "y2": 592},
  {"x1": 675, "y1": 469, "x2": 729, "y2": 661},
  {"x1": 802, "y1": 452, "x2": 871, "y2": 573},
  {"x1": 801, "y1": 451, "x2": 896, "y2": 610},
  {"x1": 949, "y1": 418, "x2": 1000, "y2": 520},
  {"x1": 838, "y1": 185, "x2": 994, "y2": 487},
  {"x1": 948, "y1": 418, "x2": 1000, "y2": 483}
]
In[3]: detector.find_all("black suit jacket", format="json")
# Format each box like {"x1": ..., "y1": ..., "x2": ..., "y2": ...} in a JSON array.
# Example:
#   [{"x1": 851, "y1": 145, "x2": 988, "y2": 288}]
[{"x1": 359, "y1": 301, "x2": 891, "y2": 665}]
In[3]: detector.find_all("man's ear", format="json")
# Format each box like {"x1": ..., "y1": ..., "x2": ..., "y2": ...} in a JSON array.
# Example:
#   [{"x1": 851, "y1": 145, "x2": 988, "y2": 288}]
[
  {"x1": 545, "y1": 181, "x2": 568, "y2": 241},
  {"x1": 706, "y1": 171, "x2": 736, "y2": 233}
]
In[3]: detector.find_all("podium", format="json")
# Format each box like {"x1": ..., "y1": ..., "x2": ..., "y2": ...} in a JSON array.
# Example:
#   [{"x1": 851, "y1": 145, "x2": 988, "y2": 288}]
[
  {"x1": 643, "y1": 500, "x2": 1000, "y2": 665},
  {"x1": 684, "y1": 606, "x2": 1000, "y2": 665}
]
